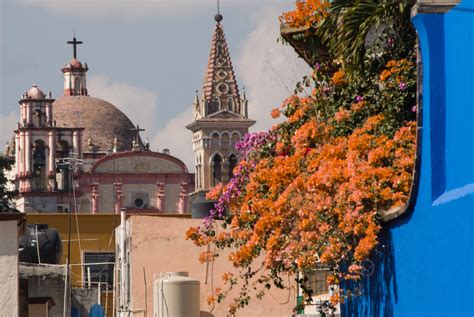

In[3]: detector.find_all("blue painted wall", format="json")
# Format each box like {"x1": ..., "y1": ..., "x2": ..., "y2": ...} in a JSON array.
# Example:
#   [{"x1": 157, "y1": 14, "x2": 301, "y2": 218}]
[{"x1": 343, "y1": 1, "x2": 474, "y2": 316}]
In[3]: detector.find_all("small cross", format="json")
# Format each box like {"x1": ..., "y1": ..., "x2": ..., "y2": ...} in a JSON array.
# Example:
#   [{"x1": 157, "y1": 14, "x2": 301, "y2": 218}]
[
  {"x1": 67, "y1": 36, "x2": 83, "y2": 59},
  {"x1": 130, "y1": 125, "x2": 145, "y2": 144}
]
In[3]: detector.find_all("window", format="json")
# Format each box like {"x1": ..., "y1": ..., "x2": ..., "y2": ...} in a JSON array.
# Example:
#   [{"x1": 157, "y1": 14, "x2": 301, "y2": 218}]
[
  {"x1": 32, "y1": 140, "x2": 47, "y2": 191},
  {"x1": 212, "y1": 154, "x2": 222, "y2": 186},
  {"x1": 211, "y1": 132, "x2": 220, "y2": 148},
  {"x1": 74, "y1": 77, "x2": 81, "y2": 95},
  {"x1": 229, "y1": 154, "x2": 238, "y2": 180},
  {"x1": 83, "y1": 252, "x2": 115, "y2": 290},
  {"x1": 304, "y1": 266, "x2": 332, "y2": 297}
]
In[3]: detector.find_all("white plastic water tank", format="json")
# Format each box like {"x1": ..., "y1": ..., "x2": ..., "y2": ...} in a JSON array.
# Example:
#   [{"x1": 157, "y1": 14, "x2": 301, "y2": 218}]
[{"x1": 154, "y1": 272, "x2": 200, "y2": 317}]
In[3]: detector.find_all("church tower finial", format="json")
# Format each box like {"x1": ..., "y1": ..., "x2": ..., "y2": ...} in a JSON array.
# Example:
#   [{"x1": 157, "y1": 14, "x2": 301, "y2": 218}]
[
  {"x1": 214, "y1": 0, "x2": 223, "y2": 23},
  {"x1": 198, "y1": 9, "x2": 245, "y2": 117},
  {"x1": 67, "y1": 34, "x2": 83, "y2": 59},
  {"x1": 62, "y1": 34, "x2": 88, "y2": 96}
]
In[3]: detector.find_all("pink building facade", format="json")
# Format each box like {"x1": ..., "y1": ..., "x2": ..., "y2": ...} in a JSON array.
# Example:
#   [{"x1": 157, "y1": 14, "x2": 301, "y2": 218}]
[{"x1": 115, "y1": 215, "x2": 296, "y2": 317}]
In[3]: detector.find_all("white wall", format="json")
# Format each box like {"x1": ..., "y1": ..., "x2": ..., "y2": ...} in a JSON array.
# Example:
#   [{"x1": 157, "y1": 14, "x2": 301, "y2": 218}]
[{"x1": 0, "y1": 220, "x2": 20, "y2": 316}]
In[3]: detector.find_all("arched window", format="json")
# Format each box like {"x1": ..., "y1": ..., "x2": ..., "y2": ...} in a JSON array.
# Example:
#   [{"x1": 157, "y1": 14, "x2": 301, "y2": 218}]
[
  {"x1": 211, "y1": 132, "x2": 220, "y2": 148},
  {"x1": 221, "y1": 132, "x2": 229, "y2": 150},
  {"x1": 195, "y1": 155, "x2": 201, "y2": 190},
  {"x1": 56, "y1": 140, "x2": 70, "y2": 159},
  {"x1": 216, "y1": 43, "x2": 224, "y2": 57},
  {"x1": 33, "y1": 109, "x2": 43, "y2": 127},
  {"x1": 211, "y1": 154, "x2": 222, "y2": 186},
  {"x1": 227, "y1": 97, "x2": 234, "y2": 112},
  {"x1": 74, "y1": 77, "x2": 81, "y2": 95},
  {"x1": 33, "y1": 140, "x2": 46, "y2": 165},
  {"x1": 209, "y1": 97, "x2": 220, "y2": 114},
  {"x1": 229, "y1": 154, "x2": 238, "y2": 180},
  {"x1": 32, "y1": 140, "x2": 47, "y2": 191},
  {"x1": 231, "y1": 132, "x2": 241, "y2": 150}
]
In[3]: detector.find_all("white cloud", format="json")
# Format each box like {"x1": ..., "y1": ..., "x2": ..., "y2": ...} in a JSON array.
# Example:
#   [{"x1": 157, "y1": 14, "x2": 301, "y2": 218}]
[
  {"x1": 15, "y1": 0, "x2": 219, "y2": 18},
  {"x1": 88, "y1": 74, "x2": 195, "y2": 171},
  {"x1": 0, "y1": 111, "x2": 19, "y2": 154},
  {"x1": 88, "y1": 74, "x2": 159, "y2": 138},
  {"x1": 15, "y1": 0, "x2": 297, "y2": 18},
  {"x1": 151, "y1": 106, "x2": 194, "y2": 171},
  {"x1": 236, "y1": 5, "x2": 311, "y2": 132}
]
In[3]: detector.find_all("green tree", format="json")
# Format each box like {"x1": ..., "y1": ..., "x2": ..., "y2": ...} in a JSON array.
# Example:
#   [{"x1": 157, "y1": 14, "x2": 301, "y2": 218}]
[
  {"x1": 317, "y1": 0, "x2": 416, "y2": 77},
  {"x1": 0, "y1": 155, "x2": 18, "y2": 212}
]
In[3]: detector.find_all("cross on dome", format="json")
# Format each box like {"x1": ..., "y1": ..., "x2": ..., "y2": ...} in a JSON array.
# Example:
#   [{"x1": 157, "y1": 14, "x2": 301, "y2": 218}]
[
  {"x1": 130, "y1": 125, "x2": 145, "y2": 151},
  {"x1": 67, "y1": 36, "x2": 83, "y2": 59}
]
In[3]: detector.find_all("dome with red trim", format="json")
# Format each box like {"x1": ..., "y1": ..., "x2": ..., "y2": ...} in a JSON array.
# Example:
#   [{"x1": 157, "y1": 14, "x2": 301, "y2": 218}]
[{"x1": 26, "y1": 84, "x2": 46, "y2": 99}]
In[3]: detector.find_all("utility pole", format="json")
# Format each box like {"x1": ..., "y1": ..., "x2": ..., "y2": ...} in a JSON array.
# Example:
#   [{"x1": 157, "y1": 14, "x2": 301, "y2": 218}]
[{"x1": 57, "y1": 153, "x2": 83, "y2": 317}]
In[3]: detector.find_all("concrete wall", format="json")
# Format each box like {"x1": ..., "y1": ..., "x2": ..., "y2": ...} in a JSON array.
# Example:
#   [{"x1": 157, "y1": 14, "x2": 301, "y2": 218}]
[
  {"x1": 0, "y1": 220, "x2": 20, "y2": 316},
  {"x1": 20, "y1": 263, "x2": 67, "y2": 317},
  {"x1": 20, "y1": 264, "x2": 100, "y2": 317},
  {"x1": 126, "y1": 216, "x2": 295, "y2": 317}
]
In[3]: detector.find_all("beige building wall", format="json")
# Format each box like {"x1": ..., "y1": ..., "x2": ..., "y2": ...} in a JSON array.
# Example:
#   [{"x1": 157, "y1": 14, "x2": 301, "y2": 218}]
[
  {"x1": 126, "y1": 216, "x2": 295, "y2": 317},
  {"x1": 99, "y1": 184, "x2": 115, "y2": 212},
  {"x1": 0, "y1": 217, "x2": 22, "y2": 317}
]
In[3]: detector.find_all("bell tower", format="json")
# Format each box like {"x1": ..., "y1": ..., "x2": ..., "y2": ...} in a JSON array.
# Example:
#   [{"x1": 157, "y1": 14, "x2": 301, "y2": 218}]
[
  {"x1": 187, "y1": 10, "x2": 255, "y2": 192},
  {"x1": 62, "y1": 36, "x2": 88, "y2": 96},
  {"x1": 16, "y1": 84, "x2": 55, "y2": 193}
]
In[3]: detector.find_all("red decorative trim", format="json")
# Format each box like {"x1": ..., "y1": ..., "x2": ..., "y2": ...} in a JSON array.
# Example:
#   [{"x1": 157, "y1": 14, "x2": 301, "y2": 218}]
[
  {"x1": 81, "y1": 172, "x2": 193, "y2": 179},
  {"x1": 17, "y1": 127, "x2": 84, "y2": 132}
]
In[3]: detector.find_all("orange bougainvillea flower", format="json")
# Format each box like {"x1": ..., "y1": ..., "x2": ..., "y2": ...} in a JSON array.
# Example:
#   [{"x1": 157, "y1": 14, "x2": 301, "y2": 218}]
[
  {"x1": 331, "y1": 69, "x2": 346, "y2": 85},
  {"x1": 206, "y1": 182, "x2": 223, "y2": 200},
  {"x1": 280, "y1": 0, "x2": 330, "y2": 28},
  {"x1": 351, "y1": 101, "x2": 366, "y2": 112},
  {"x1": 379, "y1": 69, "x2": 392, "y2": 81},
  {"x1": 334, "y1": 107, "x2": 351, "y2": 122},
  {"x1": 207, "y1": 295, "x2": 215, "y2": 305},
  {"x1": 271, "y1": 108, "x2": 281, "y2": 119}
]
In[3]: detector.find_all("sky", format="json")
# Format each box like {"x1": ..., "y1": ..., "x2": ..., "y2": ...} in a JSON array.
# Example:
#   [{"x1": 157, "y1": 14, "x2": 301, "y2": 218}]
[{"x1": 0, "y1": 0, "x2": 310, "y2": 171}]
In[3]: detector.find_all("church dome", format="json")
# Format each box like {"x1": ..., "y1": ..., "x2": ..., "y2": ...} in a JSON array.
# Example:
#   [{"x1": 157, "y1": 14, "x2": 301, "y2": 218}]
[
  {"x1": 26, "y1": 84, "x2": 46, "y2": 99},
  {"x1": 53, "y1": 96, "x2": 138, "y2": 152}
]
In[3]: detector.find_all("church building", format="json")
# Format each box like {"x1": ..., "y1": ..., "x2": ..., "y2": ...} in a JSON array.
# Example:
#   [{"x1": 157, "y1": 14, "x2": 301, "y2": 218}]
[
  {"x1": 5, "y1": 37, "x2": 196, "y2": 214},
  {"x1": 4, "y1": 9, "x2": 252, "y2": 215}
]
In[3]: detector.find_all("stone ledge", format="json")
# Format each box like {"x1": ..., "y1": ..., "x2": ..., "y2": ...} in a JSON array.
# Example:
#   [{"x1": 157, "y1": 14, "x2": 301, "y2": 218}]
[{"x1": 412, "y1": 0, "x2": 460, "y2": 15}]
